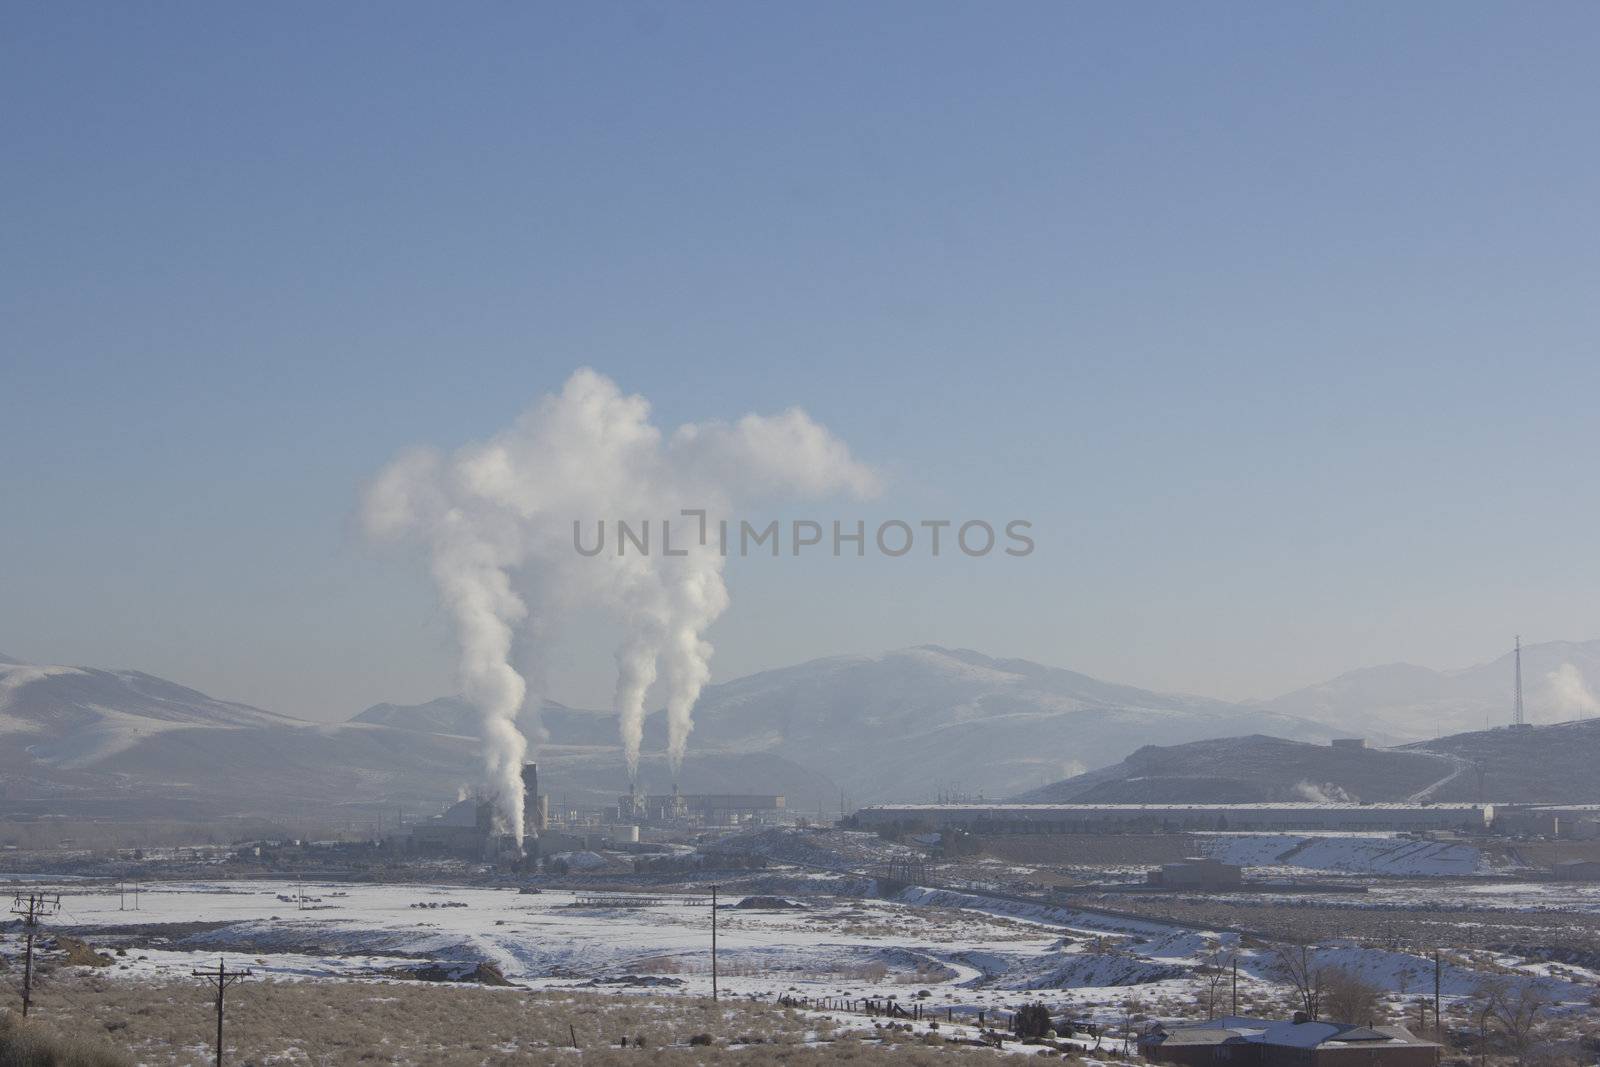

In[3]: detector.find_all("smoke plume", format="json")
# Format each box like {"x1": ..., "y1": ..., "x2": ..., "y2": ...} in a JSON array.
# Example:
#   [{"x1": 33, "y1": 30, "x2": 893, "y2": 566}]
[
  {"x1": 363, "y1": 370, "x2": 876, "y2": 836},
  {"x1": 1294, "y1": 780, "x2": 1355, "y2": 803},
  {"x1": 1545, "y1": 662, "x2": 1600, "y2": 720}
]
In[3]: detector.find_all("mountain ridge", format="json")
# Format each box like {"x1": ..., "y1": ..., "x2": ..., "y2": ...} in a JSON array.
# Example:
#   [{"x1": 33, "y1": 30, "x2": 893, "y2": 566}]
[{"x1": 1260, "y1": 638, "x2": 1600, "y2": 740}]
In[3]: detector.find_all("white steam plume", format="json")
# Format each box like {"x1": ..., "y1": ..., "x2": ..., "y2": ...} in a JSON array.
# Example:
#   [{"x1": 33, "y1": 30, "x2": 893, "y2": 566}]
[
  {"x1": 363, "y1": 370, "x2": 877, "y2": 830},
  {"x1": 1294, "y1": 780, "x2": 1355, "y2": 803},
  {"x1": 1545, "y1": 663, "x2": 1600, "y2": 720}
]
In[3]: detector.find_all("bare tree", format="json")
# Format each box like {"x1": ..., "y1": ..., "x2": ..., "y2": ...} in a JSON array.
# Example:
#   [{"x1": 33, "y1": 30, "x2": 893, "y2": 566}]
[
  {"x1": 1270, "y1": 942, "x2": 1321, "y2": 1020},
  {"x1": 1120, "y1": 996, "x2": 1145, "y2": 1055},
  {"x1": 1320, "y1": 967, "x2": 1380, "y2": 1025},
  {"x1": 1196, "y1": 945, "x2": 1236, "y2": 1020},
  {"x1": 1484, "y1": 979, "x2": 1554, "y2": 1067}
]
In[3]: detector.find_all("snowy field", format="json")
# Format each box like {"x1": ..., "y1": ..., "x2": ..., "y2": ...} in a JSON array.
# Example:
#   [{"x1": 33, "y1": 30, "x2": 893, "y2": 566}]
[
  {"x1": 35, "y1": 880, "x2": 1198, "y2": 1020},
  {"x1": 16, "y1": 877, "x2": 1593, "y2": 1029}
]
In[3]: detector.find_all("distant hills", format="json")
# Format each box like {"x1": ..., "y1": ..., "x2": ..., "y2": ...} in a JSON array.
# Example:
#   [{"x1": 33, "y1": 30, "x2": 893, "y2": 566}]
[
  {"x1": 0, "y1": 645, "x2": 1331, "y2": 817},
  {"x1": 1016, "y1": 735, "x2": 1456, "y2": 804},
  {"x1": 671, "y1": 646, "x2": 1335, "y2": 802},
  {"x1": 1019, "y1": 719, "x2": 1600, "y2": 806},
  {"x1": 346, "y1": 646, "x2": 1338, "y2": 804},
  {"x1": 0, "y1": 656, "x2": 479, "y2": 820},
  {"x1": 4, "y1": 639, "x2": 1598, "y2": 820},
  {"x1": 1259, "y1": 639, "x2": 1600, "y2": 740},
  {"x1": 1402, "y1": 718, "x2": 1600, "y2": 804}
]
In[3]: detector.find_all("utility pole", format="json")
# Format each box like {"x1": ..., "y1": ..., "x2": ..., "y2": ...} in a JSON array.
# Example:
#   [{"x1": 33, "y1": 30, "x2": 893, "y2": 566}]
[
  {"x1": 710, "y1": 884, "x2": 719, "y2": 1003},
  {"x1": 1231, "y1": 957, "x2": 1238, "y2": 1017},
  {"x1": 1514, "y1": 635, "x2": 1525, "y2": 727},
  {"x1": 1440, "y1": 947, "x2": 1452, "y2": 1036},
  {"x1": 11, "y1": 892, "x2": 60, "y2": 1017},
  {"x1": 191, "y1": 957, "x2": 252, "y2": 1067}
]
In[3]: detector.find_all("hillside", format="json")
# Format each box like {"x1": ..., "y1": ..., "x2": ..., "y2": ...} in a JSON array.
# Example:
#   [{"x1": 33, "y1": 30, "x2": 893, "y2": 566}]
[
  {"x1": 1262, "y1": 638, "x2": 1600, "y2": 740},
  {"x1": 0, "y1": 660, "x2": 834, "y2": 819},
  {"x1": 1018, "y1": 718, "x2": 1600, "y2": 806},
  {"x1": 672, "y1": 646, "x2": 1336, "y2": 802},
  {"x1": 36, "y1": 643, "x2": 1593, "y2": 819},
  {"x1": 2, "y1": 645, "x2": 1337, "y2": 818},
  {"x1": 349, "y1": 647, "x2": 1334, "y2": 804},
  {"x1": 1015, "y1": 735, "x2": 1456, "y2": 804},
  {"x1": 1405, "y1": 718, "x2": 1600, "y2": 804},
  {"x1": 0, "y1": 660, "x2": 480, "y2": 818}
]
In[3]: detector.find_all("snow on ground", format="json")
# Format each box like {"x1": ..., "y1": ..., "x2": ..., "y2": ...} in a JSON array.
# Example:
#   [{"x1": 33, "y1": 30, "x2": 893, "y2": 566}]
[
  {"x1": 25, "y1": 880, "x2": 1204, "y2": 1022},
  {"x1": 1195, "y1": 832, "x2": 1487, "y2": 876},
  {"x1": 1362, "y1": 879, "x2": 1600, "y2": 914},
  {"x1": 17, "y1": 877, "x2": 1591, "y2": 1029}
]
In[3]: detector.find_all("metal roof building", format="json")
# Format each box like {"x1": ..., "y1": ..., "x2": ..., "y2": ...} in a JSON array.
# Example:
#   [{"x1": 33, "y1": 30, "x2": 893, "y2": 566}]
[
  {"x1": 1141, "y1": 1017, "x2": 1440, "y2": 1066},
  {"x1": 855, "y1": 801, "x2": 1492, "y2": 834}
]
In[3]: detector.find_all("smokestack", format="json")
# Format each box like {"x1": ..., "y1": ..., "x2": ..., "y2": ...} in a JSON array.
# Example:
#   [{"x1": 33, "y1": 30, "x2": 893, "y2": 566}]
[
  {"x1": 521, "y1": 763, "x2": 545, "y2": 834},
  {"x1": 361, "y1": 369, "x2": 877, "y2": 830}
]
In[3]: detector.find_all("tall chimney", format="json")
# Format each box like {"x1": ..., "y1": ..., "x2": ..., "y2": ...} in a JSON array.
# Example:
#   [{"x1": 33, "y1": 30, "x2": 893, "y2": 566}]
[{"x1": 521, "y1": 763, "x2": 545, "y2": 834}]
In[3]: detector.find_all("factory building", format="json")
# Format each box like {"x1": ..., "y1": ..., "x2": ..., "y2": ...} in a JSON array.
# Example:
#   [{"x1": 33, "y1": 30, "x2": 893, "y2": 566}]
[
  {"x1": 1147, "y1": 857, "x2": 1243, "y2": 889},
  {"x1": 855, "y1": 802, "x2": 1493, "y2": 835},
  {"x1": 617, "y1": 785, "x2": 784, "y2": 826},
  {"x1": 408, "y1": 798, "x2": 496, "y2": 858},
  {"x1": 1496, "y1": 804, "x2": 1600, "y2": 840},
  {"x1": 408, "y1": 762, "x2": 548, "y2": 860}
]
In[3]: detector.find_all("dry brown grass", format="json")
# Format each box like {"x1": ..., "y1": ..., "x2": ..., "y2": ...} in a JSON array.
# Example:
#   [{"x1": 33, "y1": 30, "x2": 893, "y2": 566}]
[
  {"x1": 0, "y1": 1009, "x2": 134, "y2": 1067},
  {"x1": 19, "y1": 977, "x2": 1059, "y2": 1065}
]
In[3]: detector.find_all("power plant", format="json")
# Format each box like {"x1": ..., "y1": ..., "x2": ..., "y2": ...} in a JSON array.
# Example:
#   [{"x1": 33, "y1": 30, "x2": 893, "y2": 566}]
[
  {"x1": 406, "y1": 762, "x2": 549, "y2": 861},
  {"x1": 616, "y1": 783, "x2": 785, "y2": 826}
]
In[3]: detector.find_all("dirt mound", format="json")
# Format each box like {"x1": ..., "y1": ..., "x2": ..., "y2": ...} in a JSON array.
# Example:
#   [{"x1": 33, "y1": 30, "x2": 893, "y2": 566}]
[
  {"x1": 387, "y1": 961, "x2": 512, "y2": 986},
  {"x1": 52, "y1": 935, "x2": 114, "y2": 967},
  {"x1": 732, "y1": 895, "x2": 804, "y2": 910}
]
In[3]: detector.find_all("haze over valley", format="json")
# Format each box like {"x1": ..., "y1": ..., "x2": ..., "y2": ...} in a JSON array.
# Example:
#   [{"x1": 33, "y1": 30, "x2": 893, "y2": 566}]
[{"x1": 5, "y1": 639, "x2": 1597, "y2": 818}]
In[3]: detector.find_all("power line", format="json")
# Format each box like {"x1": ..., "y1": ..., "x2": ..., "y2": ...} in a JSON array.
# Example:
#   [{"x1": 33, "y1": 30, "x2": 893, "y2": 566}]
[
  {"x1": 191, "y1": 957, "x2": 253, "y2": 1067},
  {"x1": 1514, "y1": 635, "x2": 1525, "y2": 727},
  {"x1": 10, "y1": 891, "x2": 61, "y2": 1018}
]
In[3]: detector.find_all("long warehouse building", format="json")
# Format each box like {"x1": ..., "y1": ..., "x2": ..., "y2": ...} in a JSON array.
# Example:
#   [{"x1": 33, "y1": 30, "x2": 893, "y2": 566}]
[{"x1": 854, "y1": 802, "x2": 1494, "y2": 834}]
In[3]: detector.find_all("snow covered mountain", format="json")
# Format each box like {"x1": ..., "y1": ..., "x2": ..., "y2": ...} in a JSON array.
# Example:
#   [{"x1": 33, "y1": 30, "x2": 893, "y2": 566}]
[
  {"x1": 37, "y1": 640, "x2": 1591, "y2": 817},
  {"x1": 672, "y1": 646, "x2": 1337, "y2": 802},
  {"x1": 1261, "y1": 639, "x2": 1600, "y2": 740},
  {"x1": 0, "y1": 659, "x2": 834, "y2": 817},
  {"x1": 0, "y1": 660, "x2": 299, "y2": 766},
  {"x1": 0, "y1": 657, "x2": 481, "y2": 818},
  {"x1": 349, "y1": 646, "x2": 1341, "y2": 803}
]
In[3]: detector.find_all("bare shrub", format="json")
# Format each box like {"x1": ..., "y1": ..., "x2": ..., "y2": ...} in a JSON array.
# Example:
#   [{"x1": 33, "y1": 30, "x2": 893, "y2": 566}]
[
  {"x1": 0, "y1": 1010, "x2": 133, "y2": 1067},
  {"x1": 1320, "y1": 967, "x2": 1380, "y2": 1025}
]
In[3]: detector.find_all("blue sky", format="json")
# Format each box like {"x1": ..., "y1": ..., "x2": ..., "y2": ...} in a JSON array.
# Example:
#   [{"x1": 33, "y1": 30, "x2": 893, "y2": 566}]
[{"x1": 4, "y1": 3, "x2": 1598, "y2": 720}]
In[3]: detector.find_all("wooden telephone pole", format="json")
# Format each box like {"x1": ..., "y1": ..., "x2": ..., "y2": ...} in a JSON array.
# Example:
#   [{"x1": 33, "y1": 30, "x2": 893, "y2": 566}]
[
  {"x1": 192, "y1": 957, "x2": 253, "y2": 1067},
  {"x1": 1440, "y1": 947, "x2": 1452, "y2": 1036},
  {"x1": 11, "y1": 892, "x2": 60, "y2": 1017},
  {"x1": 710, "y1": 884, "x2": 719, "y2": 1002}
]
